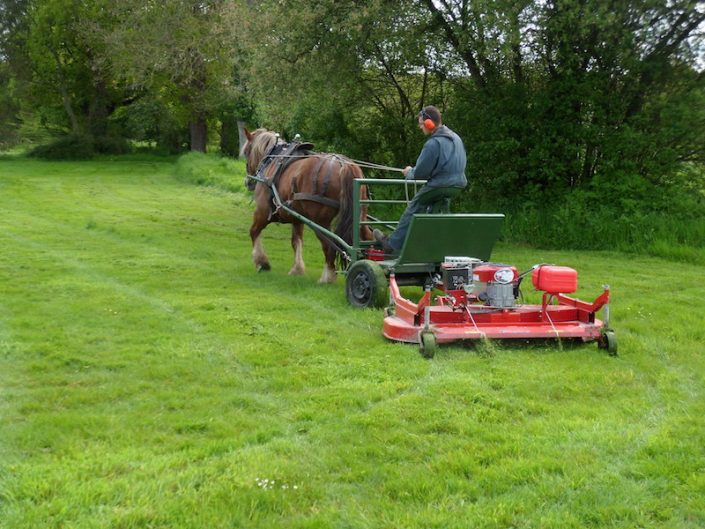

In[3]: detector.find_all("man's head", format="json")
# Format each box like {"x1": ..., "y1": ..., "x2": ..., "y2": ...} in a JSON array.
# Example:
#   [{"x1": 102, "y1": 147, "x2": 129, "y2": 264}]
[{"x1": 418, "y1": 106, "x2": 442, "y2": 135}]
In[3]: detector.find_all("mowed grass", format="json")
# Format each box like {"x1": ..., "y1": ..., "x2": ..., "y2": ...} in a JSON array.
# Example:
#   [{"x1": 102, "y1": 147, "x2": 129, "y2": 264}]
[{"x1": 1, "y1": 156, "x2": 704, "y2": 529}]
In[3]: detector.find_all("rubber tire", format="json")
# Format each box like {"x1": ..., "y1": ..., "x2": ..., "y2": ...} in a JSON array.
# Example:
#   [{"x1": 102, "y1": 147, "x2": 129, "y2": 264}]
[
  {"x1": 419, "y1": 332, "x2": 436, "y2": 359},
  {"x1": 598, "y1": 330, "x2": 618, "y2": 356},
  {"x1": 345, "y1": 260, "x2": 388, "y2": 309}
]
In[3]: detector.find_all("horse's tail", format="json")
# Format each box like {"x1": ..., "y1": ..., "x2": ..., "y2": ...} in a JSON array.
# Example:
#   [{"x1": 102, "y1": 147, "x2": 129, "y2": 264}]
[{"x1": 333, "y1": 159, "x2": 363, "y2": 262}]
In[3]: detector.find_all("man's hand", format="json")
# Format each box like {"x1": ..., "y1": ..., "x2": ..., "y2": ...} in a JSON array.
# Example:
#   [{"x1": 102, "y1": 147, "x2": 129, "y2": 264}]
[{"x1": 402, "y1": 166, "x2": 412, "y2": 177}]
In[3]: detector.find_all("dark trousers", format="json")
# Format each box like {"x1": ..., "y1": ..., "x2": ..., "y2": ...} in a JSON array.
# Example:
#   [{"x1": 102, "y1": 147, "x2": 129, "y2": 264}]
[{"x1": 388, "y1": 186, "x2": 462, "y2": 250}]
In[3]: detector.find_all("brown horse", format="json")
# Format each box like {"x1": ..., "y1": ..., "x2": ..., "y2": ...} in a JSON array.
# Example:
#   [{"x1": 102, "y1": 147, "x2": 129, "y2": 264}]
[{"x1": 242, "y1": 128, "x2": 372, "y2": 283}]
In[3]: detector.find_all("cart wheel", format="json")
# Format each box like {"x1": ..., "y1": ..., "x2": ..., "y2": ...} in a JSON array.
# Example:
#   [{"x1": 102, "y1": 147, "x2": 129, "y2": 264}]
[
  {"x1": 598, "y1": 330, "x2": 618, "y2": 356},
  {"x1": 345, "y1": 260, "x2": 388, "y2": 309},
  {"x1": 419, "y1": 332, "x2": 436, "y2": 359}
]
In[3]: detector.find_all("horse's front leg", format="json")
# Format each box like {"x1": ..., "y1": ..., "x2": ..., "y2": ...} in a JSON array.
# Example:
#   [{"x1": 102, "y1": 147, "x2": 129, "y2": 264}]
[
  {"x1": 250, "y1": 208, "x2": 271, "y2": 271},
  {"x1": 289, "y1": 222, "x2": 306, "y2": 275}
]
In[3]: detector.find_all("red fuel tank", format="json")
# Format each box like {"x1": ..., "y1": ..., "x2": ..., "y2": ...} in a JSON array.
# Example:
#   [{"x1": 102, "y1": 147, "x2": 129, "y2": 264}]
[{"x1": 532, "y1": 265, "x2": 577, "y2": 294}]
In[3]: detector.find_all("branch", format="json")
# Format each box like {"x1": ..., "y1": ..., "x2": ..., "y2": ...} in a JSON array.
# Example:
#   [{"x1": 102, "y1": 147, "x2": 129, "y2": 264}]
[
  {"x1": 624, "y1": 10, "x2": 705, "y2": 119},
  {"x1": 373, "y1": 41, "x2": 413, "y2": 117},
  {"x1": 423, "y1": 0, "x2": 486, "y2": 89},
  {"x1": 647, "y1": 10, "x2": 705, "y2": 60}
]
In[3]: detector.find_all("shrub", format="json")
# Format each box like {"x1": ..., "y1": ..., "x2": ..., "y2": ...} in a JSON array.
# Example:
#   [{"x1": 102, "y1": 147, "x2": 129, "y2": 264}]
[
  {"x1": 93, "y1": 135, "x2": 132, "y2": 155},
  {"x1": 174, "y1": 152, "x2": 246, "y2": 194},
  {"x1": 29, "y1": 134, "x2": 95, "y2": 160},
  {"x1": 501, "y1": 182, "x2": 705, "y2": 264},
  {"x1": 28, "y1": 133, "x2": 136, "y2": 159}
]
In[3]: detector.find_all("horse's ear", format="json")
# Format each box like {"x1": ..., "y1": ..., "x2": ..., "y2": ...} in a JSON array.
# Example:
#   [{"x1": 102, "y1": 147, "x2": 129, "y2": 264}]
[{"x1": 244, "y1": 127, "x2": 252, "y2": 142}]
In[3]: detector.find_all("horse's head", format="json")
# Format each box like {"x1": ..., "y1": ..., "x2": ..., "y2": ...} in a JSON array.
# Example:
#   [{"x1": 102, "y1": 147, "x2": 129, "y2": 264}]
[{"x1": 242, "y1": 128, "x2": 280, "y2": 191}]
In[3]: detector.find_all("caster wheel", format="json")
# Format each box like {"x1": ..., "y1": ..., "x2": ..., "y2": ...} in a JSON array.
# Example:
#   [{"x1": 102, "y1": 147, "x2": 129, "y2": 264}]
[
  {"x1": 598, "y1": 329, "x2": 618, "y2": 356},
  {"x1": 419, "y1": 332, "x2": 436, "y2": 359}
]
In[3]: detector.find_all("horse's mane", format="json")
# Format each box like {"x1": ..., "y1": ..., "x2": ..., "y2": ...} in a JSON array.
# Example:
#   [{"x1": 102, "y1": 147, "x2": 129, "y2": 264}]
[{"x1": 247, "y1": 129, "x2": 279, "y2": 168}]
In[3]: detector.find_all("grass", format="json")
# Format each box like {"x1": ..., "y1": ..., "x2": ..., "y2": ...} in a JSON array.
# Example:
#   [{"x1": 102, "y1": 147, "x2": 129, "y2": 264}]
[{"x1": 1, "y1": 155, "x2": 704, "y2": 528}]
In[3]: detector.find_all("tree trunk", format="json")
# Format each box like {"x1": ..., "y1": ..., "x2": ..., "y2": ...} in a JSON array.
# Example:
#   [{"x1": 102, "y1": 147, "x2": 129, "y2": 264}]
[
  {"x1": 88, "y1": 78, "x2": 109, "y2": 138},
  {"x1": 190, "y1": 118, "x2": 207, "y2": 152},
  {"x1": 220, "y1": 116, "x2": 239, "y2": 157},
  {"x1": 48, "y1": 46, "x2": 80, "y2": 133}
]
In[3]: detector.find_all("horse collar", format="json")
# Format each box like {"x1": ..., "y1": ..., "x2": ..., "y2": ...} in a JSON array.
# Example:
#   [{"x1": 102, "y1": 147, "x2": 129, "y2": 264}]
[{"x1": 254, "y1": 141, "x2": 285, "y2": 179}]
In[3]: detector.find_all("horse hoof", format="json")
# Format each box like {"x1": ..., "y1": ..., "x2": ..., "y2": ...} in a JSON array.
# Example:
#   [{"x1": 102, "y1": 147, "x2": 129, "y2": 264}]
[
  {"x1": 288, "y1": 267, "x2": 305, "y2": 276},
  {"x1": 257, "y1": 263, "x2": 271, "y2": 272},
  {"x1": 318, "y1": 268, "x2": 337, "y2": 284}
]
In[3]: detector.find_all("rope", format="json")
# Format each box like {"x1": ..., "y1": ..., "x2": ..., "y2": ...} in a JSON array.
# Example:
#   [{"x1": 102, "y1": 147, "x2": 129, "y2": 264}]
[
  {"x1": 543, "y1": 295, "x2": 564, "y2": 350},
  {"x1": 464, "y1": 305, "x2": 487, "y2": 340}
]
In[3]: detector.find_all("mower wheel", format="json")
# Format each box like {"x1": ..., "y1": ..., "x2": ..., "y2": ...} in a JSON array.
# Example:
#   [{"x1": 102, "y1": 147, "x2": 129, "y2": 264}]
[
  {"x1": 598, "y1": 330, "x2": 618, "y2": 356},
  {"x1": 345, "y1": 260, "x2": 388, "y2": 309},
  {"x1": 419, "y1": 332, "x2": 436, "y2": 359}
]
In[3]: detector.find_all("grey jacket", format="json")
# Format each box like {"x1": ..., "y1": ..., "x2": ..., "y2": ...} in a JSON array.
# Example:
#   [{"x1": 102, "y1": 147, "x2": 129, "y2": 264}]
[{"x1": 405, "y1": 125, "x2": 468, "y2": 188}]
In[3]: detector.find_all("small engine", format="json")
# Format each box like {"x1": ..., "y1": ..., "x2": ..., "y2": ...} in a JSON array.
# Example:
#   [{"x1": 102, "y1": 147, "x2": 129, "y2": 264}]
[
  {"x1": 438, "y1": 258, "x2": 519, "y2": 309},
  {"x1": 472, "y1": 264, "x2": 519, "y2": 308}
]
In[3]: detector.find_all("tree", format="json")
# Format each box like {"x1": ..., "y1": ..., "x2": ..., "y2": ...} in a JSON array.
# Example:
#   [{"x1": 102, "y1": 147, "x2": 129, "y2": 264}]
[
  {"x1": 239, "y1": 0, "x2": 448, "y2": 163},
  {"x1": 240, "y1": 0, "x2": 704, "y2": 208},
  {"x1": 22, "y1": 0, "x2": 126, "y2": 138},
  {"x1": 418, "y1": 0, "x2": 705, "y2": 203},
  {"x1": 0, "y1": 0, "x2": 30, "y2": 147},
  {"x1": 107, "y1": 0, "x2": 245, "y2": 152}
]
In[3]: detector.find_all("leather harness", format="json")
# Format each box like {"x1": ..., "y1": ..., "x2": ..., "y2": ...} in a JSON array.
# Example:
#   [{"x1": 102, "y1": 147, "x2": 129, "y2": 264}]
[{"x1": 254, "y1": 140, "x2": 342, "y2": 214}]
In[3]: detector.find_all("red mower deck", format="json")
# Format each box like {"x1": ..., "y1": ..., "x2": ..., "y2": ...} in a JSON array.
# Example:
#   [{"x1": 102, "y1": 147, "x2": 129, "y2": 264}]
[{"x1": 383, "y1": 267, "x2": 615, "y2": 357}]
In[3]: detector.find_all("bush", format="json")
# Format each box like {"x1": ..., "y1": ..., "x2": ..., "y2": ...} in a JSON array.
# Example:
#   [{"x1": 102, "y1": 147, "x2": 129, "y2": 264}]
[
  {"x1": 501, "y1": 180, "x2": 705, "y2": 264},
  {"x1": 173, "y1": 152, "x2": 246, "y2": 194},
  {"x1": 29, "y1": 134, "x2": 95, "y2": 160},
  {"x1": 93, "y1": 135, "x2": 132, "y2": 155},
  {"x1": 28, "y1": 133, "x2": 135, "y2": 159}
]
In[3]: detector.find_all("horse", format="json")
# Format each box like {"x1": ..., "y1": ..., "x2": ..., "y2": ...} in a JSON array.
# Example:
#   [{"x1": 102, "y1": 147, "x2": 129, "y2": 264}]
[{"x1": 242, "y1": 128, "x2": 373, "y2": 283}]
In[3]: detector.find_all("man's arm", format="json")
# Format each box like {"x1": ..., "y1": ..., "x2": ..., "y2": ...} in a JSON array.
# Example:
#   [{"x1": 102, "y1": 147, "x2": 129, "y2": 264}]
[{"x1": 404, "y1": 139, "x2": 439, "y2": 180}]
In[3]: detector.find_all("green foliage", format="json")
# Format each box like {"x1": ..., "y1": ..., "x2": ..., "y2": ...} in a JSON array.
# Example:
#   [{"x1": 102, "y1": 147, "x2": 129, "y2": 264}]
[
  {"x1": 242, "y1": 0, "x2": 704, "y2": 247},
  {"x1": 106, "y1": 0, "x2": 248, "y2": 152},
  {"x1": 242, "y1": 0, "x2": 440, "y2": 164},
  {"x1": 109, "y1": 98, "x2": 189, "y2": 154},
  {"x1": 173, "y1": 152, "x2": 246, "y2": 194},
  {"x1": 28, "y1": 133, "x2": 96, "y2": 159},
  {"x1": 499, "y1": 169, "x2": 705, "y2": 262},
  {"x1": 0, "y1": 62, "x2": 22, "y2": 148},
  {"x1": 28, "y1": 133, "x2": 133, "y2": 159},
  {"x1": 23, "y1": 0, "x2": 125, "y2": 136},
  {"x1": 2, "y1": 158, "x2": 705, "y2": 528},
  {"x1": 92, "y1": 135, "x2": 132, "y2": 155}
]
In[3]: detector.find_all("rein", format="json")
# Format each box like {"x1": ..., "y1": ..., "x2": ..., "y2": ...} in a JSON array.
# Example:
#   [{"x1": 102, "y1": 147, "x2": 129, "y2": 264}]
[
  {"x1": 256, "y1": 153, "x2": 405, "y2": 174},
  {"x1": 246, "y1": 152, "x2": 418, "y2": 206}
]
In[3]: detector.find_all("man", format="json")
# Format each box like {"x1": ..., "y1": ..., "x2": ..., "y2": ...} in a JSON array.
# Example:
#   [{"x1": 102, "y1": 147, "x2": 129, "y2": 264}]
[{"x1": 374, "y1": 106, "x2": 468, "y2": 253}]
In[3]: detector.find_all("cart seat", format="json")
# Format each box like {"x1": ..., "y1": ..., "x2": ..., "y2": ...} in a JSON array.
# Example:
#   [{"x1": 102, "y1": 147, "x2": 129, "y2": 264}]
[
  {"x1": 394, "y1": 214, "x2": 505, "y2": 266},
  {"x1": 416, "y1": 187, "x2": 463, "y2": 214}
]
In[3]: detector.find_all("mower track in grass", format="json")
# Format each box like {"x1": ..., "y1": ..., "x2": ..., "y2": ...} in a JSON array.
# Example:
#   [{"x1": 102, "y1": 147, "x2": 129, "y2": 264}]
[{"x1": 0, "y1": 157, "x2": 704, "y2": 529}]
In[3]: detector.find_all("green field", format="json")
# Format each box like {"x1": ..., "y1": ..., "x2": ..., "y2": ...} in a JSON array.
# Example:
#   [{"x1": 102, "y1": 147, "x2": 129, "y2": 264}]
[{"x1": 1, "y1": 156, "x2": 704, "y2": 528}]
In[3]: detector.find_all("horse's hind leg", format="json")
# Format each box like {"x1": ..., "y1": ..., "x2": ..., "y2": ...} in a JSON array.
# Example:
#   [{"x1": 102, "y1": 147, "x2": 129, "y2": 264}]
[
  {"x1": 250, "y1": 209, "x2": 271, "y2": 271},
  {"x1": 315, "y1": 232, "x2": 338, "y2": 284},
  {"x1": 289, "y1": 222, "x2": 305, "y2": 275}
]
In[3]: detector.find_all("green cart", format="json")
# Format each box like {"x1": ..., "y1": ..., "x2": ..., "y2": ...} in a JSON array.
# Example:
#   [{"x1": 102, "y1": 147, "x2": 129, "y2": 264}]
[
  {"x1": 344, "y1": 179, "x2": 505, "y2": 308},
  {"x1": 261, "y1": 176, "x2": 504, "y2": 308}
]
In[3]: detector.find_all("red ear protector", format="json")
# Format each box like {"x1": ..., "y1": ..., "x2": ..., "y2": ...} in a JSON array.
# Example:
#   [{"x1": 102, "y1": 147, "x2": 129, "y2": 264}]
[{"x1": 420, "y1": 109, "x2": 436, "y2": 131}]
